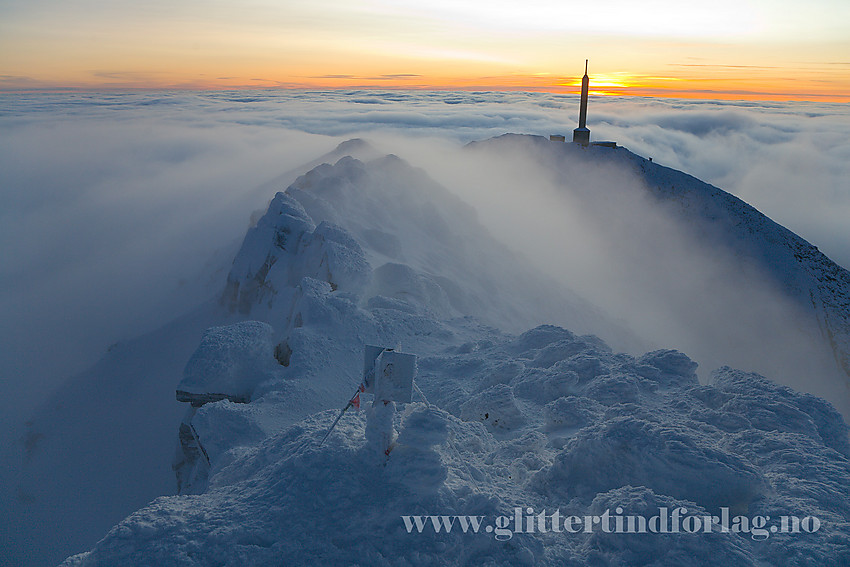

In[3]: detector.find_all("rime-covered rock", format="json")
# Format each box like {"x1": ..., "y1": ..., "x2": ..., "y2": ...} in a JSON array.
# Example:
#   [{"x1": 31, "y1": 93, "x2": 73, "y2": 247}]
[{"x1": 176, "y1": 321, "x2": 279, "y2": 405}]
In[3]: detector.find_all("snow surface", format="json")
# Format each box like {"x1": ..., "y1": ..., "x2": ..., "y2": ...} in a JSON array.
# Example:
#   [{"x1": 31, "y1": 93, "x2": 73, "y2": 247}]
[
  {"x1": 58, "y1": 140, "x2": 850, "y2": 566},
  {"x1": 62, "y1": 326, "x2": 850, "y2": 565}
]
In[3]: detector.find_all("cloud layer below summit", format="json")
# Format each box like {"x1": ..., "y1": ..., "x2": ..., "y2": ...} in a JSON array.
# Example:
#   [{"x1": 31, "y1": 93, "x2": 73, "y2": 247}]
[{"x1": 1, "y1": 90, "x2": 849, "y2": 428}]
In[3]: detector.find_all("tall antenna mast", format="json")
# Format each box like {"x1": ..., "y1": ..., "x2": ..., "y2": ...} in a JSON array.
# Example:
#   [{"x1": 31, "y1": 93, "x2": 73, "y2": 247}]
[{"x1": 573, "y1": 60, "x2": 591, "y2": 145}]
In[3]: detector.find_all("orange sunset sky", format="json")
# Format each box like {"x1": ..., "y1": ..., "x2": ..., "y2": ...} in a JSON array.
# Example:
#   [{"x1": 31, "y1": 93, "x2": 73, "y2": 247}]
[{"x1": 1, "y1": 0, "x2": 849, "y2": 101}]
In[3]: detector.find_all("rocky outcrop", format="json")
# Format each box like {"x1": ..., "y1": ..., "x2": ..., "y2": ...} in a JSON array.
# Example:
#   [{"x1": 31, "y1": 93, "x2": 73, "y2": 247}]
[{"x1": 174, "y1": 320, "x2": 281, "y2": 493}]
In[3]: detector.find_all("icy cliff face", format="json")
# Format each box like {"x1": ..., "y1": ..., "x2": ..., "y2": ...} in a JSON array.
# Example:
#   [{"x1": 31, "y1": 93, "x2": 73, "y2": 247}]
[{"x1": 64, "y1": 142, "x2": 850, "y2": 566}]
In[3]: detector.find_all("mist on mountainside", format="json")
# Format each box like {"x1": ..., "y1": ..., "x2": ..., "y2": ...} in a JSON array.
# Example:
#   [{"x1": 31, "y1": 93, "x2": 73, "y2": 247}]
[
  {"x1": 3, "y1": 92, "x2": 850, "y2": 435},
  {"x1": 376, "y1": 135, "x2": 849, "y2": 417}
]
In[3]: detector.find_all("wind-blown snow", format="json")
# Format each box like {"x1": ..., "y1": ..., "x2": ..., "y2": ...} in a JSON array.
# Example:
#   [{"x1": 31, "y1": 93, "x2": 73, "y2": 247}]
[
  {"x1": 52, "y1": 143, "x2": 850, "y2": 566},
  {"x1": 435, "y1": 134, "x2": 850, "y2": 416}
]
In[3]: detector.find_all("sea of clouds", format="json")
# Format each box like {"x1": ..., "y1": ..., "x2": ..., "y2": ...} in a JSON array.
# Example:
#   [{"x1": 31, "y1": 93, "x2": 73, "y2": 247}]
[{"x1": 1, "y1": 90, "x2": 849, "y2": 432}]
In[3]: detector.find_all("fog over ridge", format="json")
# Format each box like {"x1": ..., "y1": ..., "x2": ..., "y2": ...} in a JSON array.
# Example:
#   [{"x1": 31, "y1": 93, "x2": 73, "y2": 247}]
[{"x1": 1, "y1": 89, "x2": 849, "y2": 431}]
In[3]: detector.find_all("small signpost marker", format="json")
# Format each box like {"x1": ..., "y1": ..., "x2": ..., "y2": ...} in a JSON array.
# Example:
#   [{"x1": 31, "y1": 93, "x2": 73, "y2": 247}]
[{"x1": 320, "y1": 345, "x2": 417, "y2": 457}]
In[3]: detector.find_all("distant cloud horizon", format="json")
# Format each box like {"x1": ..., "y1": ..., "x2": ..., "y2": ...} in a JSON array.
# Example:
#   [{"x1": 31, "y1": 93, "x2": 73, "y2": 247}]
[{"x1": 1, "y1": 81, "x2": 848, "y2": 103}]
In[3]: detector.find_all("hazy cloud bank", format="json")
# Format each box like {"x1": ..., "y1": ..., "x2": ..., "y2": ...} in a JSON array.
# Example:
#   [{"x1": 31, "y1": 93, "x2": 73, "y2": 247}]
[
  {"x1": 0, "y1": 106, "x2": 337, "y2": 426},
  {"x1": 1, "y1": 89, "x2": 848, "y2": 427}
]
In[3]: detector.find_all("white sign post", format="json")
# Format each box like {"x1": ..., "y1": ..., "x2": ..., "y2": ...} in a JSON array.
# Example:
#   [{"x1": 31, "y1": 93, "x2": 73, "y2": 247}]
[
  {"x1": 363, "y1": 346, "x2": 416, "y2": 459},
  {"x1": 319, "y1": 345, "x2": 418, "y2": 450}
]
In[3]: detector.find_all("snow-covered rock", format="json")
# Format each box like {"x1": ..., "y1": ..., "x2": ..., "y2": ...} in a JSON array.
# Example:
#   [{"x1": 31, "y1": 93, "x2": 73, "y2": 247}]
[
  {"x1": 222, "y1": 192, "x2": 372, "y2": 314},
  {"x1": 176, "y1": 320, "x2": 280, "y2": 405}
]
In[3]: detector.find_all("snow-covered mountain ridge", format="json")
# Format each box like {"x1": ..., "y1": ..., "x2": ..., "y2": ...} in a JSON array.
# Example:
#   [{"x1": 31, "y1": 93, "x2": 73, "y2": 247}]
[
  {"x1": 470, "y1": 134, "x2": 850, "y2": 413},
  {"x1": 470, "y1": 134, "x2": 850, "y2": 377},
  {"x1": 58, "y1": 137, "x2": 850, "y2": 566}
]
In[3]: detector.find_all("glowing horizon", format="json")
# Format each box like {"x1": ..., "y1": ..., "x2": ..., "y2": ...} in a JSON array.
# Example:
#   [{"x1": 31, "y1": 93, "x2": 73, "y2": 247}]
[{"x1": 1, "y1": 0, "x2": 848, "y2": 102}]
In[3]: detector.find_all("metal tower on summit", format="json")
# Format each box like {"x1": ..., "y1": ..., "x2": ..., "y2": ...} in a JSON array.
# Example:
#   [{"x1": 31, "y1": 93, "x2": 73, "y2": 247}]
[
  {"x1": 550, "y1": 61, "x2": 615, "y2": 147},
  {"x1": 573, "y1": 60, "x2": 591, "y2": 145}
]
